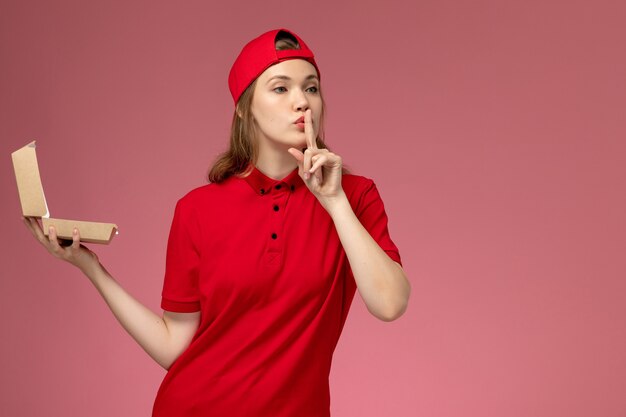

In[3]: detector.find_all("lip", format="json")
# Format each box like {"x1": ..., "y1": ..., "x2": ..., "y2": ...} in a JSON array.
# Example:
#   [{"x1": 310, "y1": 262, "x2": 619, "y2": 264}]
[{"x1": 294, "y1": 116, "x2": 305, "y2": 124}]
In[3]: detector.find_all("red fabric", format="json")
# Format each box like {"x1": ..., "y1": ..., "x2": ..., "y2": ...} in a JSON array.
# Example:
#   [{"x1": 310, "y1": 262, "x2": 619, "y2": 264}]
[{"x1": 153, "y1": 167, "x2": 401, "y2": 417}]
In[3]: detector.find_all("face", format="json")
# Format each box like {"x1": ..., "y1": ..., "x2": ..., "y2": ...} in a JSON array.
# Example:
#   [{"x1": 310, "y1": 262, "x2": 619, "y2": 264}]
[{"x1": 249, "y1": 59, "x2": 322, "y2": 150}]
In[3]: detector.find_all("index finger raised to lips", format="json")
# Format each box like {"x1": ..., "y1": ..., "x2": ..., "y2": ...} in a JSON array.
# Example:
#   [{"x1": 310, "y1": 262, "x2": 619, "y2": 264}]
[{"x1": 305, "y1": 109, "x2": 317, "y2": 150}]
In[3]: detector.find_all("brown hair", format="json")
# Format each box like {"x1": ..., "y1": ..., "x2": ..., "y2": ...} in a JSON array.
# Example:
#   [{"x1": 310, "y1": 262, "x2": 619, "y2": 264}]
[{"x1": 207, "y1": 33, "x2": 331, "y2": 183}]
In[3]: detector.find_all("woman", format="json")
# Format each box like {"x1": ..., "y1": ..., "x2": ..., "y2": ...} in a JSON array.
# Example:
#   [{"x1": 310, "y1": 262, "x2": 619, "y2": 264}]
[{"x1": 24, "y1": 28, "x2": 410, "y2": 417}]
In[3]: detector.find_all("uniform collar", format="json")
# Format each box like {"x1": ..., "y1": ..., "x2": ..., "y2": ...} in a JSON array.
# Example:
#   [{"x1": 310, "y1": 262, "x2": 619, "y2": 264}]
[{"x1": 243, "y1": 165, "x2": 303, "y2": 196}]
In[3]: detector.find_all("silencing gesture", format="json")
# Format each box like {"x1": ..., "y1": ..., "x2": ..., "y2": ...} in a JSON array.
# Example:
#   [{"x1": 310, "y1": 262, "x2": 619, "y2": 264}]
[{"x1": 288, "y1": 109, "x2": 345, "y2": 212}]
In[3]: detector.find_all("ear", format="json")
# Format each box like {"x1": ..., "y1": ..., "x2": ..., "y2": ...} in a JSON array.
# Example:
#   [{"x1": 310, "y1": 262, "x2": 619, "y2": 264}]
[{"x1": 236, "y1": 104, "x2": 243, "y2": 119}]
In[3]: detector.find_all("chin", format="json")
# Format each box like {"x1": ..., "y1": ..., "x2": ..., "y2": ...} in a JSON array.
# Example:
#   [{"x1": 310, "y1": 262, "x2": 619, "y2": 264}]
[
  {"x1": 280, "y1": 137, "x2": 306, "y2": 149},
  {"x1": 261, "y1": 133, "x2": 306, "y2": 150}
]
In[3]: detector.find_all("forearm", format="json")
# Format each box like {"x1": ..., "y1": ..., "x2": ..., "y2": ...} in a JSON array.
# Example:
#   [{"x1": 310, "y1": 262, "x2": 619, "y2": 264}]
[
  {"x1": 23, "y1": 219, "x2": 194, "y2": 369},
  {"x1": 82, "y1": 263, "x2": 182, "y2": 369},
  {"x1": 328, "y1": 195, "x2": 410, "y2": 321}
]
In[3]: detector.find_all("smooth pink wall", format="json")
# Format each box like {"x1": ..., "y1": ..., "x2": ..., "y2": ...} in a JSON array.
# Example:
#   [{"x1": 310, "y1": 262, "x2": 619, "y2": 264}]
[{"x1": 1, "y1": 0, "x2": 625, "y2": 416}]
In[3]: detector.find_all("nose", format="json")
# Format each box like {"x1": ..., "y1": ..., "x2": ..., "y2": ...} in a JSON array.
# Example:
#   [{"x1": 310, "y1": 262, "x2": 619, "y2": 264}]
[{"x1": 292, "y1": 89, "x2": 309, "y2": 112}]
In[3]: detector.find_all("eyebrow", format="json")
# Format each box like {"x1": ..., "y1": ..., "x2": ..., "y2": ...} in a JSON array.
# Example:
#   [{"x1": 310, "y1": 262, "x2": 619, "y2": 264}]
[{"x1": 266, "y1": 74, "x2": 319, "y2": 84}]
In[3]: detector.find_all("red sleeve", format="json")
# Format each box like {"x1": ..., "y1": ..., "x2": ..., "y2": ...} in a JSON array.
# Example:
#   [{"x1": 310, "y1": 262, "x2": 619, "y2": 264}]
[
  {"x1": 161, "y1": 198, "x2": 202, "y2": 313},
  {"x1": 354, "y1": 178, "x2": 402, "y2": 266}
]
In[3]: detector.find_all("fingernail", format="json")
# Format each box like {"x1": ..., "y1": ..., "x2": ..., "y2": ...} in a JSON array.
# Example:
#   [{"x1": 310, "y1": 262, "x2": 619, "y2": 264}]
[
  {"x1": 304, "y1": 172, "x2": 310, "y2": 180},
  {"x1": 73, "y1": 228, "x2": 78, "y2": 235}
]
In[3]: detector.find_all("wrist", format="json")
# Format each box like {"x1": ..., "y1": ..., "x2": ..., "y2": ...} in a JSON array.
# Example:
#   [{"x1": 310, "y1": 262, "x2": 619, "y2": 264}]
[
  {"x1": 324, "y1": 191, "x2": 351, "y2": 219},
  {"x1": 79, "y1": 258, "x2": 105, "y2": 281}
]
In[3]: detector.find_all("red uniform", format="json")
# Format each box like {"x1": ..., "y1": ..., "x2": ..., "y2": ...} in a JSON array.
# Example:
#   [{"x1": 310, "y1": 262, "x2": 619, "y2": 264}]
[{"x1": 152, "y1": 166, "x2": 401, "y2": 417}]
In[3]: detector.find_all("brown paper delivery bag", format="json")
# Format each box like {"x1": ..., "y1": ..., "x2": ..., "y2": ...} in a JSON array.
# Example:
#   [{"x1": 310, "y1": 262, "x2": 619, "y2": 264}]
[{"x1": 12, "y1": 141, "x2": 118, "y2": 244}]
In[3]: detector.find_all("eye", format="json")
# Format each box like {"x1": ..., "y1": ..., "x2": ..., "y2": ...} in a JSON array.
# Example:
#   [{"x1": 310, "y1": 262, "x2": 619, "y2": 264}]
[
  {"x1": 306, "y1": 86, "x2": 319, "y2": 93},
  {"x1": 273, "y1": 86, "x2": 287, "y2": 93}
]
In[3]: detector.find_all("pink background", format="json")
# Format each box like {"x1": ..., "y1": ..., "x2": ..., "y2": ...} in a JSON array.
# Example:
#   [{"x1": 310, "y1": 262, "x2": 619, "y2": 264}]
[{"x1": 1, "y1": 0, "x2": 625, "y2": 416}]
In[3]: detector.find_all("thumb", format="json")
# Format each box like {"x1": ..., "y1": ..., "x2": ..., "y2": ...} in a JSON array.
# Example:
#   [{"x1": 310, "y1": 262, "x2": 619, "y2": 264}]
[
  {"x1": 287, "y1": 148, "x2": 305, "y2": 174},
  {"x1": 288, "y1": 148, "x2": 307, "y2": 178},
  {"x1": 287, "y1": 147, "x2": 304, "y2": 163}
]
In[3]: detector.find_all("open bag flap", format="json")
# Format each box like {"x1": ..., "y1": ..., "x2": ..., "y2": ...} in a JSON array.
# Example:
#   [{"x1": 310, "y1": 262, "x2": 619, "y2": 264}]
[{"x1": 11, "y1": 141, "x2": 50, "y2": 218}]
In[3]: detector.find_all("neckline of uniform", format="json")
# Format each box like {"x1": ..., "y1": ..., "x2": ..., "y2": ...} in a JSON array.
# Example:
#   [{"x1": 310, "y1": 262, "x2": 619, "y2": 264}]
[{"x1": 242, "y1": 165, "x2": 303, "y2": 195}]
